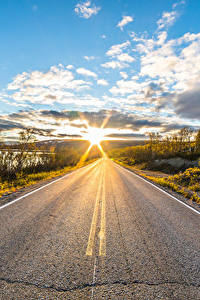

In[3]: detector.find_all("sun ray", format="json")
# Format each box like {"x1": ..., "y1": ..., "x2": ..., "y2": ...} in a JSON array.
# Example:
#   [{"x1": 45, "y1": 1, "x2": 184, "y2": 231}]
[
  {"x1": 100, "y1": 112, "x2": 112, "y2": 129},
  {"x1": 77, "y1": 125, "x2": 107, "y2": 167},
  {"x1": 76, "y1": 144, "x2": 93, "y2": 167}
]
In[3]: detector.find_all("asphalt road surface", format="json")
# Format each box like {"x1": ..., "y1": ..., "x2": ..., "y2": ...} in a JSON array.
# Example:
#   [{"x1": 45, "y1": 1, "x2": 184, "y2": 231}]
[{"x1": 0, "y1": 158, "x2": 199, "y2": 299}]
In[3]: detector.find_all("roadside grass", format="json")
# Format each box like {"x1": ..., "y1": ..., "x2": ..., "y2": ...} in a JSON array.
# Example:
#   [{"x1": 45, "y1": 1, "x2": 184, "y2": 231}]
[
  {"x1": 0, "y1": 159, "x2": 97, "y2": 199},
  {"x1": 113, "y1": 159, "x2": 200, "y2": 205},
  {"x1": 143, "y1": 175, "x2": 200, "y2": 205}
]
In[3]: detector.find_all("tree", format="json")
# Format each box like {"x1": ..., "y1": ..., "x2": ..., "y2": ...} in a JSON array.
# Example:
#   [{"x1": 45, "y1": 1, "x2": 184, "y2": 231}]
[
  {"x1": 0, "y1": 131, "x2": 4, "y2": 148},
  {"x1": 15, "y1": 129, "x2": 38, "y2": 173},
  {"x1": 195, "y1": 129, "x2": 200, "y2": 152}
]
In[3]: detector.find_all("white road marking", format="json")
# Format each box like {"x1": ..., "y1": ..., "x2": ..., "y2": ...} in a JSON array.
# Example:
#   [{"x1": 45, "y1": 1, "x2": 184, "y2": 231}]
[
  {"x1": 0, "y1": 160, "x2": 100, "y2": 211},
  {"x1": 86, "y1": 172, "x2": 103, "y2": 256},
  {"x1": 91, "y1": 257, "x2": 97, "y2": 299},
  {"x1": 115, "y1": 162, "x2": 200, "y2": 216},
  {"x1": 99, "y1": 167, "x2": 106, "y2": 256}
]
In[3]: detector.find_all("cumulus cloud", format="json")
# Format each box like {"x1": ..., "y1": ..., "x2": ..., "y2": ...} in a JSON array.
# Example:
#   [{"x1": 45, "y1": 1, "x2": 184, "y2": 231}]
[
  {"x1": 140, "y1": 32, "x2": 200, "y2": 92},
  {"x1": 6, "y1": 65, "x2": 93, "y2": 105},
  {"x1": 109, "y1": 79, "x2": 143, "y2": 95},
  {"x1": 157, "y1": 11, "x2": 177, "y2": 30},
  {"x1": 2, "y1": 2, "x2": 199, "y2": 136},
  {"x1": 106, "y1": 41, "x2": 130, "y2": 57},
  {"x1": 75, "y1": 1, "x2": 101, "y2": 19},
  {"x1": 117, "y1": 16, "x2": 134, "y2": 30},
  {"x1": 117, "y1": 53, "x2": 135, "y2": 62},
  {"x1": 97, "y1": 79, "x2": 108, "y2": 86},
  {"x1": 76, "y1": 67, "x2": 97, "y2": 78},
  {"x1": 120, "y1": 72, "x2": 128, "y2": 79},
  {"x1": 101, "y1": 61, "x2": 128, "y2": 69}
]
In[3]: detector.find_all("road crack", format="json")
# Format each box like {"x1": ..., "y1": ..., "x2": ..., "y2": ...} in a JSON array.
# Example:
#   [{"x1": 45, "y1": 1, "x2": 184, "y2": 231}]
[{"x1": 0, "y1": 277, "x2": 199, "y2": 294}]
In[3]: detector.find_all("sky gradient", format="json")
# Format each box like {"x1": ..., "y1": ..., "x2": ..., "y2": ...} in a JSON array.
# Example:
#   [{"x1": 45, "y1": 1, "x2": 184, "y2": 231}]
[{"x1": 0, "y1": 0, "x2": 200, "y2": 141}]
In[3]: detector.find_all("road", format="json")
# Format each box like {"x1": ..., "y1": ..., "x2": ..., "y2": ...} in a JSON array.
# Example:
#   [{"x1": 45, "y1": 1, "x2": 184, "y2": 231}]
[{"x1": 0, "y1": 158, "x2": 199, "y2": 299}]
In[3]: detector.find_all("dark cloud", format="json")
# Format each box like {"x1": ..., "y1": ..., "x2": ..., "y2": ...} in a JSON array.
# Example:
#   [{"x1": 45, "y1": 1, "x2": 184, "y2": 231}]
[
  {"x1": 45, "y1": 95, "x2": 57, "y2": 100},
  {"x1": 1, "y1": 108, "x2": 193, "y2": 141},
  {"x1": 144, "y1": 82, "x2": 163, "y2": 98},
  {"x1": 106, "y1": 133, "x2": 146, "y2": 139},
  {"x1": 175, "y1": 87, "x2": 200, "y2": 120},
  {"x1": 73, "y1": 110, "x2": 162, "y2": 130},
  {"x1": 0, "y1": 119, "x2": 25, "y2": 131},
  {"x1": 56, "y1": 133, "x2": 82, "y2": 138},
  {"x1": 30, "y1": 128, "x2": 55, "y2": 137},
  {"x1": 160, "y1": 123, "x2": 193, "y2": 133},
  {"x1": 40, "y1": 110, "x2": 69, "y2": 119},
  {"x1": 104, "y1": 112, "x2": 162, "y2": 130}
]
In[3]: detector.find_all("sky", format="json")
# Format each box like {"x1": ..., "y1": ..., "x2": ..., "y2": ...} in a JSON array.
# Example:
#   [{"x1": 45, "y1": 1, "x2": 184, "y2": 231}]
[{"x1": 0, "y1": 0, "x2": 200, "y2": 141}]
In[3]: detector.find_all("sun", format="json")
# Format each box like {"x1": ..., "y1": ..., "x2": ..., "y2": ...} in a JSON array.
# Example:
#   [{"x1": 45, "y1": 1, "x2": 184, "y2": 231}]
[{"x1": 86, "y1": 127, "x2": 105, "y2": 146}]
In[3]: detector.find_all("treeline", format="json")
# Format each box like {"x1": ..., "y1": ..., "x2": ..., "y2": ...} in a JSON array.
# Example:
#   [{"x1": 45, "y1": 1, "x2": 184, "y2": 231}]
[
  {"x1": 109, "y1": 128, "x2": 200, "y2": 167},
  {"x1": 0, "y1": 129, "x2": 101, "y2": 182}
]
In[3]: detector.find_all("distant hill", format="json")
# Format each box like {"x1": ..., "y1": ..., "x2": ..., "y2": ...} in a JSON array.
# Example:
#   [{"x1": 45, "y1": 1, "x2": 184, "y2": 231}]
[
  {"x1": 2, "y1": 138, "x2": 146, "y2": 153},
  {"x1": 101, "y1": 140, "x2": 145, "y2": 151},
  {"x1": 36, "y1": 138, "x2": 145, "y2": 152}
]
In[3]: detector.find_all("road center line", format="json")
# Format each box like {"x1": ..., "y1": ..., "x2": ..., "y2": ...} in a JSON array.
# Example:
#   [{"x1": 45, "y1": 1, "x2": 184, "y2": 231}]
[
  {"x1": 99, "y1": 169, "x2": 106, "y2": 256},
  {"x1": 86, "y1": 170, "x2": 103, "y2": 256},
  {"x1": 91, "y1": 257, "x2": 97, "y2": 299}
]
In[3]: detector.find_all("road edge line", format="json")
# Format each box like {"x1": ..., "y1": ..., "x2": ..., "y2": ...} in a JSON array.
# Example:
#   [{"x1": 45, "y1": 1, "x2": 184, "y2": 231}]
[
  {"x1": 114, "y1": 162, "x2": 200, "y2": 216},
  {"x1": 0, "y1": 160, "x2": 99, "y2": 211}
]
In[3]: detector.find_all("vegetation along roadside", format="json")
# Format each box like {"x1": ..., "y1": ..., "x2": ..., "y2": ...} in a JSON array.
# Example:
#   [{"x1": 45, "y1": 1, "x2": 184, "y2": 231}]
[
  {"x1": 109, "y1": 128, "x2": 200, "y2": 205},
  {"x1": 0, "y1": 129, "x2": 100, "y2": 200}
]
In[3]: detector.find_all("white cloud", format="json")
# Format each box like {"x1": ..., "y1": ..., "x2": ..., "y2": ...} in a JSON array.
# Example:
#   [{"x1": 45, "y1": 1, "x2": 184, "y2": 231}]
[
  {"x1": 6, "y1": 65, "x2": 93, "y2": 105},
  {"x1": 101, "y1": 34, "x2": 106, "y2": 39},
  {"x1": 101, "y1": 61, "x2": 128, "y2": 69},
  {"x1": 109, "y1": 79, "x2": 143, "y2": 95},
  {"x1": 172, "y1": 1, "x2": 185, "y2": 9},
  {"x1": 106, "y1": 41, "x2": 130, "y2": 57},
  {"x1": 117, "y1": 53, "x2": 135, "y2": 62},
  {"x1": 84, "y1": 55, "x2": 95, "y2": 61},
  {"x1": 76, "y1": 67, "x2": 97, "y2": 78},
  {"x1": 140, "y1": 32, "x2": 200, "y2": 93},
  {"x1": 97, "y1": 79, "x2": 108, "y2": 86},
  {"x1": 66, "y1": 65, "x2": 74, "y2": 70},
  {"x1": 157, "y1": 11, "x2": 177, "y2": 30},
  {"x1": 75, "y1": 1, "x2": 101, "y2": 19},
  {"x1": 117, "y1": 16, "x2": 134, "y2": 30},
  {"x1": 157, "y1": 31, "x2": 167, "y2": 45},
  {"x1": 8, "y1": 66, "x2": 74, "y2": 90},
  {"x1": 120, "y1": 72, "x2": 128, "y2": 79}
]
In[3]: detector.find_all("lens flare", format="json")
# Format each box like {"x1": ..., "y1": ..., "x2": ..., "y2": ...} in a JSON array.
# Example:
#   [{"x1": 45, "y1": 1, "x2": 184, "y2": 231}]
[
  {"x1": 77, "y1": 124, "x2": 108, "y2": 167},
  {"x1": 86, "y1": 127, "x2": 105, "y2": 146}
]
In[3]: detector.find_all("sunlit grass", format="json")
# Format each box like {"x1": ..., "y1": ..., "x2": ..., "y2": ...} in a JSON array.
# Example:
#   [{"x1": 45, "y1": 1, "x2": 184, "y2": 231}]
[
  {"x1": 113, "y1": 159, "x2": 200, "y2": 205},
  {"x1": 0, "y1": 158, "x2": 97, "y2": 199},
  {"x1": 143, "y1": 174, "x2": 200, "y2": 205}
]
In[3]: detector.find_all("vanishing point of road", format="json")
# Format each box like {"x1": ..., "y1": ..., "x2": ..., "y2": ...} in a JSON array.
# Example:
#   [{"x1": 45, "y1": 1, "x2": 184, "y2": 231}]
[{"x1": 0, "y1": 158, "x2": 199, "y2": 299}]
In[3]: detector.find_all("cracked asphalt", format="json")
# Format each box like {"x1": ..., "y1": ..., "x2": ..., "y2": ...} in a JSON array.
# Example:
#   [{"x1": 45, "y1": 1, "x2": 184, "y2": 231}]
[{"x1": 0, "y1": 158, "x2": 199, "y2": 299}]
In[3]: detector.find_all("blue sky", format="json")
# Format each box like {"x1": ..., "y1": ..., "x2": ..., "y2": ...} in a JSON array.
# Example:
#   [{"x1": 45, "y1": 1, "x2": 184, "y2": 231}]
[{"x1": 0, "y1": 0, "x2": 200, "y2": 140}]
